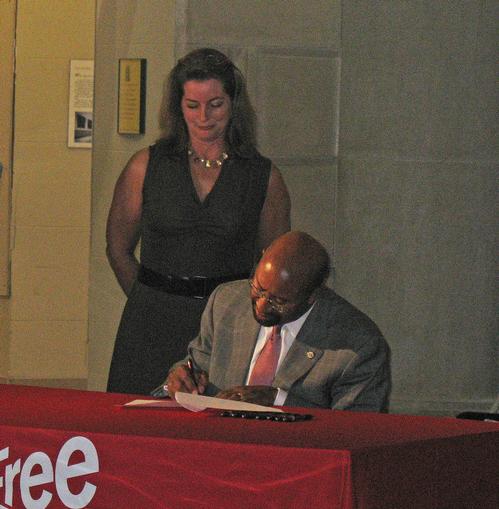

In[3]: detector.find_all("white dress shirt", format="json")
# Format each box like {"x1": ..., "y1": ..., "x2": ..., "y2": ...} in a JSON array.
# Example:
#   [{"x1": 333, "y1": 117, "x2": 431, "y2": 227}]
[{"x1": 245, "y1": 304, "x2": 315, "y2": 405}]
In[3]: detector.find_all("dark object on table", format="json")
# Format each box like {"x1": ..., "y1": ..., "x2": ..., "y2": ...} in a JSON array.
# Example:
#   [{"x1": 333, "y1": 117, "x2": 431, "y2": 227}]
[
  {"x1": 456, "y1": 411, "x2": 499, "y2": 422},
  {"x1": 219, "y1": 410, "x2": 313, "y2": 422}
]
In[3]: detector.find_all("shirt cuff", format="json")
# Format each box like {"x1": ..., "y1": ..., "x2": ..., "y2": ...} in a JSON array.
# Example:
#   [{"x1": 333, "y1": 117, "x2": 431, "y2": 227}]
[{"x1": 274, "y1": 388, "x2": 288, "y2": 406}]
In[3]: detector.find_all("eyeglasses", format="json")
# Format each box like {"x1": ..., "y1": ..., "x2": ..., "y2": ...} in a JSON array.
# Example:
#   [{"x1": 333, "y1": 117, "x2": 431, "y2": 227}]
[{"x1": 248, "y1": 279, "x2": 290, "y2": 314}]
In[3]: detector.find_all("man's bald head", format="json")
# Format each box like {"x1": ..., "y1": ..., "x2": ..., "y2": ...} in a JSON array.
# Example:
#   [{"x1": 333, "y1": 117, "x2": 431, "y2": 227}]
[
  {"x1": 251, "y1": 232, "x2": 330, "y2": 326},
  {"x1": 259, "y1": 231, "x2": 330, "y2": 293}
]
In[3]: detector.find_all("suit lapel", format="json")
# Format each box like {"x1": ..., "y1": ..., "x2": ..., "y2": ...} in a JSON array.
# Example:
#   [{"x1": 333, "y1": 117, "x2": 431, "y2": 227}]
[
  {"x1": 274, "y1": 341, "x2": 323, "y2": 391},
  {"x1": 224, "y1": 304, "x2": 260, "y2": 386}
]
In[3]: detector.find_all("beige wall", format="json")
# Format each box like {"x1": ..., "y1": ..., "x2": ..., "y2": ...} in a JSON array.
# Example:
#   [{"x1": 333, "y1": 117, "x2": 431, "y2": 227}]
[
  {"x1": 1, "y1": 0, "x2": 95, "y2": 388},
  {"x1": 8, "y1": 1, "x2": 493, "y2": 416},
  {"x1": 88, "y1": 0, "x2": 176, "y2": 391}
]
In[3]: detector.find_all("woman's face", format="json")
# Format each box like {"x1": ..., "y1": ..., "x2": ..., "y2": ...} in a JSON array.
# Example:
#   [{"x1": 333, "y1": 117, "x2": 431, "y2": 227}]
[{"x1": 181, "y1": 78, "x2": 232, "y2": 145}]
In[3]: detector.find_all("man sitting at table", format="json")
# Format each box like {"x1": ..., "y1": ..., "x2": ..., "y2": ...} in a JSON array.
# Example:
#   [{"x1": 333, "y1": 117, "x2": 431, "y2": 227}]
[{"x1": 163, "y1": 231, "x2": 391, "y2": 411}]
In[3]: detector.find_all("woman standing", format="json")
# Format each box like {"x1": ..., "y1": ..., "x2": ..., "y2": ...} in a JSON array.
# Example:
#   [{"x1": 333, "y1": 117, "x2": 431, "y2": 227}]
[{"x1": 106, "y1": 48, "x2": 290, "y2": 394}]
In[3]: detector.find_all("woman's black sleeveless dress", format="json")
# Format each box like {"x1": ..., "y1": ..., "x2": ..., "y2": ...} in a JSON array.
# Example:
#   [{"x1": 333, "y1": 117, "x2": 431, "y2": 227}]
[{"x1": 107, "y1": 141, "x2": 271, "y2": 394}]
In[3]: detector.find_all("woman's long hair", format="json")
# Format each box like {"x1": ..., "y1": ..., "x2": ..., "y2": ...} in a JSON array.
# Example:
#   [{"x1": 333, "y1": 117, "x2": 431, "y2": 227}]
[{"x1": 158, "y1": 48, "x2": 257, "y2": 157}]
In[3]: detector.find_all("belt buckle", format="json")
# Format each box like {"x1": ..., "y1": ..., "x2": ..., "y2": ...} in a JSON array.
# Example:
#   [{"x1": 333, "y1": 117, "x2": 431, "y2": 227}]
[{"x1": 191, "y1": 275, "x2": 208, "y2": 299}]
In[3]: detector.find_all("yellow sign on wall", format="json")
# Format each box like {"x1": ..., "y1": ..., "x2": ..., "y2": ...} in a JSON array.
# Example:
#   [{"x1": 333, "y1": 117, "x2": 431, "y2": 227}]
[{"x1": 118, "y1": 59, "x2": 146, "y2": 134}]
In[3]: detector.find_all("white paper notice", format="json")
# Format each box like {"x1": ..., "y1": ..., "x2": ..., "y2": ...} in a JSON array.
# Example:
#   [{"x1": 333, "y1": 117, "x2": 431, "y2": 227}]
[{"x1": 68, "y1": 59, "x2": 94, "y2": 148}]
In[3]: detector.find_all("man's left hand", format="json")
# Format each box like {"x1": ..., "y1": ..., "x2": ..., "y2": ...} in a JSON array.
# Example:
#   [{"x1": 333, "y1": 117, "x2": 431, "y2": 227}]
[{"x1": 216, "y1": 385, "x2": 278, "y2": 407}]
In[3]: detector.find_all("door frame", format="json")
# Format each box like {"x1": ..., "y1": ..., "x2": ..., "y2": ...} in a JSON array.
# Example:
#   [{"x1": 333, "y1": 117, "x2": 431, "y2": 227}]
[{"x1": 0, "y1": 0, "x2": 16, "y2": 296}]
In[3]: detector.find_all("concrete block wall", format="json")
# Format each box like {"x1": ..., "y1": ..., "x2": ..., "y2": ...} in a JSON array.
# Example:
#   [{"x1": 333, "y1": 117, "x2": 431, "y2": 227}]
[{"x1": 1, "y1": 0, "x2": 95, "y2": 388}]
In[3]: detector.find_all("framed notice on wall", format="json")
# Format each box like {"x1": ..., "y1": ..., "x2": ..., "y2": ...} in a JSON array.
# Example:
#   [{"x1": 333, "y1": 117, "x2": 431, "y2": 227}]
[
  {"x1": 118, "y1": 58, "x2": 146, "y2": 135},
  {"x1": 67, "y1": 59, "x2": 94, "y2": 148}
]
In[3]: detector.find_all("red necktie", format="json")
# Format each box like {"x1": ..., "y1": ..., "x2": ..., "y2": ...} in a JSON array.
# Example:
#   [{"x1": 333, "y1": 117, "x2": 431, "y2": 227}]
[{"x1": 248, "y1": 326, "x2": 282, "y2": 386}]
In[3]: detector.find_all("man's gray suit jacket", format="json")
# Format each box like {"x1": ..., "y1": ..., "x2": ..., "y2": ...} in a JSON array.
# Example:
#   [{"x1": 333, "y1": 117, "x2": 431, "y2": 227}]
[{"x1": 181, "y1": 280, "x2": 391, "y2": 411}]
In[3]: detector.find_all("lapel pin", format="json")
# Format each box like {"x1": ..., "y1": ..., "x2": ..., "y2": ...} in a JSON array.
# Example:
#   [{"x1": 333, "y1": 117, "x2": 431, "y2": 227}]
[{"x1": 306, "y1": 351, "x2": 315, "y2": 359}]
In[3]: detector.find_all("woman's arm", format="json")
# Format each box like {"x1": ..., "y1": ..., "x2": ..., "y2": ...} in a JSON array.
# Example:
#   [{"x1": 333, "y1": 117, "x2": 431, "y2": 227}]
[
  {"x1": 256, "y1": 164, "x2": 291, "y2": 255},
  {"x1": 106, "y1": 148, "x2": 149, "y2": 296}
]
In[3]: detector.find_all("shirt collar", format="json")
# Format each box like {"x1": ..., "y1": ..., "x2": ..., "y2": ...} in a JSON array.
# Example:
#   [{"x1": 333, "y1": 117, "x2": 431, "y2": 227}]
[{"x1": 280, "y1": 302, "x2": 316, "y2": 339}]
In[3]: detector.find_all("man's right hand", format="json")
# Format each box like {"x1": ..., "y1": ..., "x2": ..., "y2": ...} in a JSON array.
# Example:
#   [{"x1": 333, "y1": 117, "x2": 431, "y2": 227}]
[{"x1": 165, "y1": 365, "x2": 208, "y2": 398}]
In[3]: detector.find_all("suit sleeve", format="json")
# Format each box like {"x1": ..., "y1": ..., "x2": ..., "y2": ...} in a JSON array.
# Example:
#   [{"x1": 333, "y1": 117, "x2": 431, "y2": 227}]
[{"x1": 329, "y1": 332, "x2": 391, "y2": 412}]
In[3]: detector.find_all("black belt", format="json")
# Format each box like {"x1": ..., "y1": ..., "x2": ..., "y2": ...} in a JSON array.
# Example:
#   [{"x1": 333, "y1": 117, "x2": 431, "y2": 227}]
[{"x1": 138, "y1": 265, "x2": 249, "y2": 299}]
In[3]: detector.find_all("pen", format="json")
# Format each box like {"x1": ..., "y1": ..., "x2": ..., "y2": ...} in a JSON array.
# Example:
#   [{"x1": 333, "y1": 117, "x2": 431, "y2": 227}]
[
  {"x1": 187, "y1": 358, "x2": 198, "y2": 386},
  {"x1": 150, "y1": 383, "x2": 169, "y2": 398}
]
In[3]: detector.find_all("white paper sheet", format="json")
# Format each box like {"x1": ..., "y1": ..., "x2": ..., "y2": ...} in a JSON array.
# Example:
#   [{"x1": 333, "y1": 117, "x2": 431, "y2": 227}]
[
  {"x1": 124, "y1": 399, "x2": 181, "y2": 408},
  {"x1": 175, "y1": 392, "x2": 283, "y2": 413},
  {"x1": 123, "y1": 393, "x2": 283, "y2": 413}
]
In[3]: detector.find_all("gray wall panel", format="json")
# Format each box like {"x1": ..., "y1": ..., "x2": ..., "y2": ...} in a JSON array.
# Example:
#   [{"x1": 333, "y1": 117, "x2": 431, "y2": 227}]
[
  {"x1": 338, "y1": 1, "x2": 498, "y2": 415},
  {"x1": 253, "y1": 49, "x2": 340, "y2": 163},
  {"x1": 184, "y1": 0, "x2": 341, "y2": 48}
]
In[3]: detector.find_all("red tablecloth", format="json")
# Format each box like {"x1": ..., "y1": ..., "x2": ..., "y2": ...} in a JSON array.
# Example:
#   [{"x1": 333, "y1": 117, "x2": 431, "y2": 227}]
[{"x1": 0, "y1": 384, "x2": 497, "y2": 508}]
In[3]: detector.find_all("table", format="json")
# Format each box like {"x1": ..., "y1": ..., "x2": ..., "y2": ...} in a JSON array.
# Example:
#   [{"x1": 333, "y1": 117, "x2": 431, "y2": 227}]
[{"x1": 0, "y1": 384, "x2": 497, "y2": 508}]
